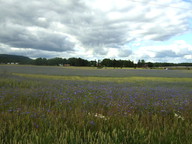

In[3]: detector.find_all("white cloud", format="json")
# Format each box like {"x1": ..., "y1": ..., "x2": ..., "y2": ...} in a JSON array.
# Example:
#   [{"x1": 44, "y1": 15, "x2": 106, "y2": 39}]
[
  {"x1": 128, "y1": 40, "x2": 192, "y2": 62},
  {"x1": 0, "y1": 0, "x2": 192, "y2": 62},
  {"x1": 184, "y1": 55, "x2": 192, "y2": 59}
]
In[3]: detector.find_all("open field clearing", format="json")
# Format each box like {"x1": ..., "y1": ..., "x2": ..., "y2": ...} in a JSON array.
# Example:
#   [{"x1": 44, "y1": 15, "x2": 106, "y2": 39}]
[
  {"x1": 1, "y1": 65, "x2": 192, "y2": 78},
  {"x1": 0, "y1": 65, "x2": 192, "y2": 143}
]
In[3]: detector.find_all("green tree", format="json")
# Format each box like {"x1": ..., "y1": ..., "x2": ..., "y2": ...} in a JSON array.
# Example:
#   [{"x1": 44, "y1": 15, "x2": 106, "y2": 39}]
[
  {"x1": 101, "y1": 59, "x2": 113, "y2": 67},
  {"x1": 34, "y1": 58, "x2": 47, "y2": 65}
]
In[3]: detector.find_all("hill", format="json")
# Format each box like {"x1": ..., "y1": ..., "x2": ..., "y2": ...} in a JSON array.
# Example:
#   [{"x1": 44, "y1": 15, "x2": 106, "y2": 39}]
[{"x1": 0, "y1": 54, "x2": 32, "y2": 64}]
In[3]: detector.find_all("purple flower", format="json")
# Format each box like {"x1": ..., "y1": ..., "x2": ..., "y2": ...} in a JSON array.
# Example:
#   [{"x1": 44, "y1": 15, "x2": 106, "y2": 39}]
[{"x1": 89, "y1": 121, "x2": 95, "y2": 125}]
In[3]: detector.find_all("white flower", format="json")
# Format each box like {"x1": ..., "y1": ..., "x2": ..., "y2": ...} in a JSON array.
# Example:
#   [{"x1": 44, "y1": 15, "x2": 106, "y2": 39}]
[
  {"x1": 174, "y1": 113, "x2": 178, "y2": 117},
  {"x1": 94, "y1": 113, "x2": 109, "y2": 120},
  {"x1": 174, "y1": 113, "x2": 184, "y2": 121},
  {"x1": 88, "y1": 112, "x2": 109, "y2": 120}
]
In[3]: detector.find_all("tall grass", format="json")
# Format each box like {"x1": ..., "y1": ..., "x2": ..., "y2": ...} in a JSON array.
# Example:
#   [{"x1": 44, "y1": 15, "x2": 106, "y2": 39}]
[{"x1": 0, "y1": 72, "x2": 192, "y2": 143}]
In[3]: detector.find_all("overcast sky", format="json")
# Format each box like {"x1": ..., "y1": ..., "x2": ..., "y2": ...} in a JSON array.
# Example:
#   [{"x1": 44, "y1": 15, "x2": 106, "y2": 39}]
[{"x1": 0, "y1": 0, "x2": 192, "y2": 62}]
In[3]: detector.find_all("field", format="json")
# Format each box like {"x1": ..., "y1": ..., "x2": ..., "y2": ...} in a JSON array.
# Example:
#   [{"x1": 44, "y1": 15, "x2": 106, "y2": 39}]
[{"x1": 0, "y1": 65, "x2": 192, "y2": 143}]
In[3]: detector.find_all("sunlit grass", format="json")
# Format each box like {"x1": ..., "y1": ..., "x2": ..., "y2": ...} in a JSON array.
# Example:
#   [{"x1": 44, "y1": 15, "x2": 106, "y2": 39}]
[{"x1": 13, "y1": 73, "x2": 192, "y2": 83}]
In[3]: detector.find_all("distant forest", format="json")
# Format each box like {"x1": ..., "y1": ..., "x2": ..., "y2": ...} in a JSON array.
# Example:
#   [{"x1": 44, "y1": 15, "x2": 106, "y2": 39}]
[{"x1": 0, "y1": 54, "x2": 192, "y2": 68}]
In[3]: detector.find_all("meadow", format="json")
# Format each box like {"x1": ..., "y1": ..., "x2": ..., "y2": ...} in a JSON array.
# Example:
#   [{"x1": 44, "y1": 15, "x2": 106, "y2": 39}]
[{"x1": 0, "y1": 65, "x2": 192, "y2": 143}]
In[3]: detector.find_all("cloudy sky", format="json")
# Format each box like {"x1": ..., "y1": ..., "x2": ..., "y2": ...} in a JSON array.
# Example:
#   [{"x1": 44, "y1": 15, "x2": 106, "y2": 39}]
[{"x1": 0, "y1": 0, "x2": 192, "y2": 62}]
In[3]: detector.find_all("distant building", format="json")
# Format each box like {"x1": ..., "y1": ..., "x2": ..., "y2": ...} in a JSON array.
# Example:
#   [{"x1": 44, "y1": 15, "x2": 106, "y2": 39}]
[
  {"x1": 63, "y1": 64, "x2": 70, "y2": 67},
  {"x1": 7, "y1": 62, "x2": 19, "y2": 65}
]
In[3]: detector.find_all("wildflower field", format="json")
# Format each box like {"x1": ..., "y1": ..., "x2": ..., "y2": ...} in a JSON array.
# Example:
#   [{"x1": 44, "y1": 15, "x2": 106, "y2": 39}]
[{"x1": 0, "y1": 65, "x2": 192, "y2": 143}]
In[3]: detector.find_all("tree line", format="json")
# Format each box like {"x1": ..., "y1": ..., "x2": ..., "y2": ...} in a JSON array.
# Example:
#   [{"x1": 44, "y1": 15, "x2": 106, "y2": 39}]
[
  {"x1": 0, "y1": 54, "x2": 192, "y2": 68},
  {"x1": 31, "y1": 57, "x2": 136, "y2": 68}
]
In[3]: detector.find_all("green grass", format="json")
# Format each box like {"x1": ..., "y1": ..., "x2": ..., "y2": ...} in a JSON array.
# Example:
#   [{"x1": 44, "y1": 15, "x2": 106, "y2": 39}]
[
  {"x1": 0, "y1": 67, "x2": 192, "y2": 143},
  {"x1": 12, "y1": 73, "x2": 192, "y2": 83}
]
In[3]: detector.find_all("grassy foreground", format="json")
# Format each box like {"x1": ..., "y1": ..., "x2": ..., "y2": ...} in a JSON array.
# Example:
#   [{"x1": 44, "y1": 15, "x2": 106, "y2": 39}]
[{"x1": 0, "y1": 69, "x2": 192, "y2": 143}]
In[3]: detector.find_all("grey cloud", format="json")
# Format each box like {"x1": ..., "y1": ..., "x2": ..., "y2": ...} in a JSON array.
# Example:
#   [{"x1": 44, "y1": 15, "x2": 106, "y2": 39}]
[
  {"x1": 118, "y1": 49, "x2": 132, "y2": 57},
  {"x1": 155, "y1": 50, "x2": 178, "y2": 58},
  {"x1": 0, "y1": 24, "x2": 74, "y2": 52},
  {"x1": 79, "y1": 29, "x2": 128, "y2": 47},
  {"x1": 131, "y1": 43, "x2": 192, "y2": 63},
  {"x1": 0, "y1": 0, "x2": 192, "y2": 60},
  {"x1": 93, "y1": 47, "x2": 108, "y2": 56},
  {"x1": 0, "y1": 0, "x2": 91, "y2": 52}
]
